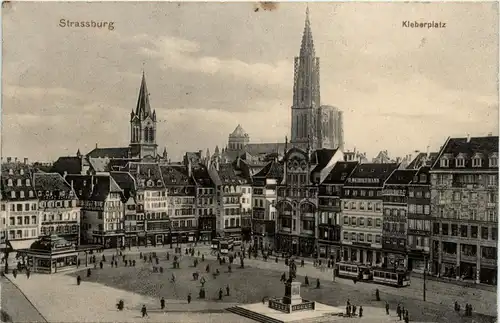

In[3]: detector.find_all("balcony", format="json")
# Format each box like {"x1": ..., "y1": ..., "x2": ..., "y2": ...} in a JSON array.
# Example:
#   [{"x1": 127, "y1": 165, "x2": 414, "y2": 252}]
[
  {"x1": 93, "y1": 229, "x2": 124, "y2": 235},
  {"x1": 460, "y1": 253, "x2": 477, "y2": 263},
  {"x1": 301, "y1": 212, "x2": 314, "y2": 219},
  {"x1": 481, "y1": 258, "x2": 497, "y2": 266},
  {"x1": 442, "y1": 252, "x2": 457, "y2": 262}
]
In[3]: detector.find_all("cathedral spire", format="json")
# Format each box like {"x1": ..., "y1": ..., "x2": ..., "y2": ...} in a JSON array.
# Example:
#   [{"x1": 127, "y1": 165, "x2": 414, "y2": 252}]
[
  {"x1": 135, "y1": 71, "x2": 152, "y2": 117},
  {"x1": 300, "y1": 6, "x2": 315, "y2": 57}
]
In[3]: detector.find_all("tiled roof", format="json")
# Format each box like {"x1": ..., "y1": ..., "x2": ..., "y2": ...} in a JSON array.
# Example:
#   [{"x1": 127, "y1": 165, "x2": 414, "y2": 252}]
[
  {"x1": 230, "y1": 124, "x2": 248, "y2": 137},
  {"x1": 407, "y1": 152, "x2": 438, "y2": 169},
  {"x1": 160, "y1": 165, "x2": 195, "y2": 186},
  {"x1": 126, "y1": 162, "x2": 165, "y2": 190},
  {"x1": 218, "y1": 164, "x2": 247, "y2": 185},
  {"x1": 88, "y1": 157, "x2": 111, "y2": 172},
  {"x1": 322, "y1": 161, "x2": 359, "y2": 184},
  {"x1": 244, "y1": 143, "x2": 286, "y2": 156},
  {"x1": 51, "y1": 157, "x2": 83, "y2": 175},
  {"x1": 107, "y1": 158, "x2": 140, "y2": 171},
  {"x1": 192, "y1": 165, "x2": 214, "y2": 186},
  {"x1": 385, "y1": 169, "x2": 418, "y2": 185},
  {"x1": 110, "y1": 171, "x2": 136, "y2": 199},
  {"x1": 65, "y1": 174, "x2": 123, "y2": 201},
  {"x1": 253, "y1": 160, "x2": 284, "y2": 180},
  {"x1": 310, "y1": 148, "x2": 338, "y2": 173},
  {"x1": 432, "y1": 136, "x2": 499, "y2": 170},
  {"x1": 86, "y1": 147, "x2": 130, "y2": 159},
  {"x1": 346, "y1": 163, "x2": 399, "y2": 187},
  {"x1": 1, "y1": 163, "x2": 36, "y2": 201},
  {"x1": 411, "y1": 166, "x2": 431, "y2": 185},
  {"x1": 33, "y1": 173, "x2": 74, "y2": 199}
]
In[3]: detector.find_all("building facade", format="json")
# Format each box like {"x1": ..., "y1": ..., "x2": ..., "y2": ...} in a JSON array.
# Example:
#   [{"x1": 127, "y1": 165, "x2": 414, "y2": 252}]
[
  {"x1": 341, "y1": 163, "x2": 399, "y2": 265},
  {"x1": 430, "y1": 136, "x2": 498, "y2": 285},
  {"x1": 34, "y1": 173, "x2": 80, "y2": 246},
  {"x1": 1, "y1": 160, "x2": 40, "y2": 250},
  {"x1": 276, "y1": 147, "x2": 318, "y2": 256},
  {"x1": 406, "y1": 166, "x2": 432, "y2": 272},
  {"x1": 316, "y1": 161, "x2": 358, "y2": 260},
  {"x1": 382, "y1": 169, "x2": 417, "y2": 269},
  {"x1": 193, "y1": 165, "x2": 217, "y2": 243},
  {"x1": 251, "y1": 160, "x2": 283, "y2": 250}
]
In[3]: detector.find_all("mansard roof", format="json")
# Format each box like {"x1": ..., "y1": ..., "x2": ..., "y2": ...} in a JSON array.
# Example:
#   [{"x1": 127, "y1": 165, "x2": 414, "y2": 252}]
[
  {"x1": 407, "y1": 152, "x2": 439, "y2": 169},
  {"x1": 192, "y1": 165, "x2": 214, "y2": 187},
  {"x1": 1, "y1": 162, "x2": 36, "y2": 201},
  {"x1": 432, "y1": 136, "x2": 499, "y2": 170},
  {"x1": 160, "y1": 165, "x2": 195, "y2": 186},
  {"x1": 86, "y1": 147, "x2": 130, "y2": 159},
  {"x1": 110, "y1": 171, "x2": 136, "y2": 200},
  {"x1": 66, "y1": 174, "x2": 123, "y2": 201},
  {"x1": 51, "y1": 156, "x2": 84, "y2": 176},
  {"x1": 322, "y1": 161, "x2": 359, "y2": 184},
  {"x1": 345, "y1": 163, "x2": 399, "y2": 187},
  {"x1": 310, "y1": 148, "x2": 338, "y2": 173},
  {"x1": 126, "y1": 162, "x2": 165, "y2": 190},
  {"x1": 33, "y1": 173, "x2": 75, "y2": 199},
  {"x1": 384, "y1": 169, "x2": 418, "y2": 186},
  {"x1": 218, "y1": 164, "x2": 247, "y2": 185},
  {"x1": 253, "y1": 160, "x2": 284, "y2": 180}
]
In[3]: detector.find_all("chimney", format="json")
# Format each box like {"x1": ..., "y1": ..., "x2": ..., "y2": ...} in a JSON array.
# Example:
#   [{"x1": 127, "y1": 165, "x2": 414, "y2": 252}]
[
  {"x1": 14, "y1": 157, "x2": 18, "y2": 163},
  {"x1": 64, "y1": 171, "x2": 68, "y2": 177},
  {"x1": 7, "y1": 157, "x2": 11, "y2": 163},
  {"x1": 488, "y1": 132, "x2": 493, "y2": 137},
  {"x1": 23, "y1": 158, "x2": 28, "y2": 165},
  {"x1": 216, "y1": 158, "x2": 220, "y2": 171},
  {"x1": 466, "y1": 133, "x2": 471, "y2": 143},
  {"x1": 148, "y1": 169, "x2": 151, "y2": 177},
  {"x1": 188, "y1": 159, "x2": 192, "y2": 178},
  {"x1": 90, "y1": 175, "x2": 95, "y2": 192},
  {"x1": 71, "y1": 180, "x2": 74, "y2": 190}
]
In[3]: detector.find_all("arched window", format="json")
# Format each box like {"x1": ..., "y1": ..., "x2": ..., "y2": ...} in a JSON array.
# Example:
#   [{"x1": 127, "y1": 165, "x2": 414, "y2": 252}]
[
  {"x1": 149, "y1": 127, "x2": 154, "y2": 143},
  {"x1": 144, "y1": 128, "x2": 149, "y2": 142}
]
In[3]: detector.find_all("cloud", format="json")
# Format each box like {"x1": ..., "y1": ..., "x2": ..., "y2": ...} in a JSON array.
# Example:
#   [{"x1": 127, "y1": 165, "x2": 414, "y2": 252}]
[
  {"x1": 3, "y1": 85, "x2": 78, "y2": 99},
  {"x1": 136, "y1": 35, "x2": 292, "y2": 87}
]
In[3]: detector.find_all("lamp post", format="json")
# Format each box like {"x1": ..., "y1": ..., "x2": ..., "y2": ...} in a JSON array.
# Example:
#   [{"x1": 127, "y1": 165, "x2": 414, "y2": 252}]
[{"x1": 423, "y1": 254, "x2": 427, "y2": 301}]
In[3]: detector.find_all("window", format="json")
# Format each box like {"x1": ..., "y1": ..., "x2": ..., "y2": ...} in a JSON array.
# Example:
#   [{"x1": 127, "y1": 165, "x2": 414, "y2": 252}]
[
  {"x1": 488, "y1": 175, "x2": 497, "y2": 186},
  {"x1": 424, "y1": 205, "x2": 430, "y2": 215},
  {"x1": 408, "y1": 235, "x2": 414, "y2": 246},
  {"x1": 359, "y1": 233, "x2": 365, "y2": 241},
  {"x1": 409, "y1": 204, "x2": 416, "y2": 213},
  {"x1": 351, "y1": 217, "x2": 357, "y2": 226},
  {"x1": 376, "y1": 219, "x2": 381, "y2": 227},
  {"x1": 16, "y1": 179, "x2": 22, "y2": 186},
  {"x1": 472, "y1": 157, "x2": 482, "y2": 167},
  {"x1": 482, "y1": 227, "x2": 489, "y2": 240},
  {"x1": 440, "y1": 158, "x2": 449, "y2": 167},
  {"x1": 359, "y1": 217, "x2": 365, "y2": 226},
  {"x1": 343, "y1": 216, "x2": 348, "y2": 225},
  {"x1": 367, "y1": 218, "x2": 373, "y2": 227},
  {"x1": 351, "y1": 232, "x2": 356, "y2": 241},
  {"x1": 409, "y1": 191, "x2": 414, "y2": 198},
  {"x1": 26, "y1": 179, "x2": 31, "y2": 186},
  {"x1": 375, "y1": 235, "x2": 381, "y2": 243},
  {"x1": 367, "y1": 234, "x2": 372, "y2": 242},
  {"x1": 10, "y1": 191, "x2": 15, "y2": 198},
  {"x1": 456, "y1": 157, "x2": 465, "y2": 167},
  {"x1": 20, "y1": 191, "x2": 25, "y2": 198},
  {"x1": 343, "y1": 232, "x2": 348, "y2": 240},
  {"x1": 7, "y1": 179, "x2": 13, "y2": 187},
  {"x1": 490, "y1": 157, "x2": 498, "y2": 168}
]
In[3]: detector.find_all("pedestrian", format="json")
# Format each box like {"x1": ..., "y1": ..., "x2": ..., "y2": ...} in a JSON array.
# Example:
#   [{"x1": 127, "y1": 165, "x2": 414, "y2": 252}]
[
  {"x1": 111, "y1": 261, "x2": 114, "y2": 268},
  {"x1": 77, "y1": 259, "x2": 80, "y2": 268},
  {"x1": 87, "y1": 268, "x2": 91, "y2": 277},
  {"x1": 12, "y1": 269, "x2": 17, "y2": 279},
  {"x1": 77, "y1": 275, "x2": 81, "y2": 285},
  {"x1": 218, "y1": 288, "x2": 223, "y2": 300},
  {"x1": 359, "y1": 305, "x2": 363, "y2": 318},
  {"x1": 385, "y1": 301, "x2": 389, "y2": 315},
  {"x1": 206, "y1": 264, "x2": 210, "y2": 273},
  {"x1": 346, "y1": 305, "x2": 351, "y2": 317},
  {"x1": 114, "y1": 260, "x2": 118, "y2": 267},
  {"x1": 201, "y1": 254, "x2": 205, "y2": 262},
  {"x1": 352, "y1": 305, "x2": 357, "y2": 316},
  {"x1": 160, "y1": 297, "x2": 165, "y2": 310},
  {"x1": 171, "y1": 273, "x2": 176, "y2": 283},
  {"x1": 26, "y1": 269, "x2": 30, "y2": 279},
  {"x1": 100, "y1": 261, "x2": 103, "y2": 269},
  {"x1": 226, "y1": 284, "x2": 230, "y2": 296},
  {"x1": 397, "y1": 304, "x2": 402, "y2": 320},
  {"x1": 301, "y1": 259, "x2": 305, "y2": 267},
  {"x1": 376, "y1": 288, "x2": 380, "y2": 301},
  {"x1": 228, "y1": 264, "x2": 232, "y2": 273},
  {"x1": 305, "y1": 275, "x2": 309, "y2": 286},
  {"x1": 133, "y1": 259, "x2": 136, "y2": 266},
  {"x1": 141, "y1": 305, "x2": 148, "y2": 317},
  {"x1": 316, "y1": 278, "x2": 320, "y2": 289}
]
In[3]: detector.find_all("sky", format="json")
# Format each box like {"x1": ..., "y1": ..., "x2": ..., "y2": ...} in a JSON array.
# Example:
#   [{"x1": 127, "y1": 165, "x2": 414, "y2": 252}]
[{"x1": 1, "y1": 1, "x2": 498, "y2": 163}]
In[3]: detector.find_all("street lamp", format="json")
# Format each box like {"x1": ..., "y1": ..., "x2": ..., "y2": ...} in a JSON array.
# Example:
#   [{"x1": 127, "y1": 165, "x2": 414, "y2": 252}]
[{"x1": 423, "y1": 254, "x2": 427, "y2": 301}]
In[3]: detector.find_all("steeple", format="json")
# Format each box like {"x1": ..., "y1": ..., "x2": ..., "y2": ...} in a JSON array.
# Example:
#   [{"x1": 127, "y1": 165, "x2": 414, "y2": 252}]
[
  {"x1": 135, "y1": 71, "x2": 152, "y2": 117},
  {"x1": 300, "y1": 6, "x2": 315, "y2": 57}
]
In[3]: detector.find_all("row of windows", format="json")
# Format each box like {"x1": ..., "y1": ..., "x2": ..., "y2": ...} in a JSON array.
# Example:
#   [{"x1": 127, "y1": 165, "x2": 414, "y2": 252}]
[
  {"x1": 224, "y1": 208, "x2": 240, "y2": 216},
  {"x1": 408, "y1": 219, "x2": 431, "y2": 231},
  {"x1": 197, "y1": 208, "x2": 215, "y2": 216},
  {"x1": 409, "y1": 191, "x2": 431, "y2": 198},
  {"x1": 408, "y1": 204, "x2": 430, "y2": 215},
  {"x1": 147, "y1": 202, "x2": 167, "y2": 209},
  {"x1": 42, "y1": 212, "x2": 79, "y2": 222},
  {"x1": 6, "y1": 179, "x2": 31, "y2": 187},
  {"x1": 440, "y1": 156, "x2": 497, "y2": 168},
  {"x1": 40, "y1": 200, "x2": 77, "y2": 209},
  {"x1": 224, "y1": 217, "x2": 240, "y2": 228},
  {"x1": 41, "y1": 225, "x2": 78, "y2": 235},
  {"x1": 343, "y1": 231, "x2": 381, "y2": 243},
  {"x1": 343, "y1": 216, "x2": 382, "y2": 227},
  {"x1": 9, "y1": 191, "x2": 34, "y2": 199},
  {"x1": 343, "y1": 201, "x2": 382, "y2": 211},
  {"x1": 8, "y1": 229, "x2": 37, "y2": 240},
  {"x1": 383, "y1": 222, "x2": 405, "y2": 233},
  {"x1": 198, "y1": 198, "x2": 214, "y2": 205},
  {"x1": 344, "y1": 189, "x2": 382, "y2": 198},
  {"x1": 198, "y1": 188, "x2": 214, "y2": 195},
  {"x1": 384, "y1": 208, "x2": 407, "y2": 217},
  {"x1": 433, "y1": 223, "x2": 497, "y2": 240},
  {"x1": 436, "y1": 208, "x2": 497, "y2": 222},
  {"x1": 169, "y1": 197, "x2": 195, "y2": 205},
  {"x1": 223, "y1": 197, "x2": 239, "y2": 204},
  {"x1": 2, "y1": 203, "x2": 37, "y2": 212},
  {"x1": 407, "y1": 235, "x2": 430, "y2": 247},
  {"x1": 9, "y1": 216, "x2": 38, "y2": 226}
]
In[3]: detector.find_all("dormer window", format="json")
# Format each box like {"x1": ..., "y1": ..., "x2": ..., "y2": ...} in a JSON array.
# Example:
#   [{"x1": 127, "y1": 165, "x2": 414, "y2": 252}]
[
  {"x1": 37, "y1": 191, "x2": 42, "y2": 197},
  {"x1": 8, "y1": 169, "x2": 13, "y2": 175},
  {"x1": 419, "y1": 174, "x2": 427, "y2": 183},
  {"x1": 20, "y1": 191, "x2": 25, "y2": 198},
  {"x1": 29, "y1": 191, "x2": 34, "y2": 198},
  {"x1": 472, "y1": 157, "x2": 482, "y2": 168},
  {"x1": 10, "y1": 191, "x2": 15, "y2": 198},
  {"x1": 26, "y1": 179, "x2": 31, "y2": 186},
  {"x1": 456, "y1": 157, "x2": 465, "y2": 168},
  {"x1": 440, "y1": 158, "x2": 449, "y2": 168},
  {"x1": 490, "y1": 155, "x2": 498, "y2": 167},
  {"x1": 7, "y1": 179, "x2": 13, "y2": 187},
  {"x1": 17, "y1": 179, "x2": 22, "y2": 186}
]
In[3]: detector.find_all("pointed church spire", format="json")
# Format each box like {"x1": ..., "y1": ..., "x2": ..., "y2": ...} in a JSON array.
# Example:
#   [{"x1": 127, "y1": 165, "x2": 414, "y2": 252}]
[
  {"x1": 135, "y1": 71, "x2": 152, "y2": 117},
  {"x1": 300, "y1": 6, "x2": 315, "y2": 57}
]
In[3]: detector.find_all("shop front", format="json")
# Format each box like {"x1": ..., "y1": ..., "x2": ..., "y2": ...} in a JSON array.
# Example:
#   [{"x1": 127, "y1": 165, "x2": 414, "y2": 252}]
[{"x1": 317, "y1": 242, "x2": 341, "y2": 261}]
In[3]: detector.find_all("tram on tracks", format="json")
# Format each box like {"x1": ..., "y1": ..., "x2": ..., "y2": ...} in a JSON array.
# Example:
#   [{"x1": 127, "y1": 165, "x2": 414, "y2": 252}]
[{"x1": 335, "y1": 261, "x2": 411, "y2": 287}]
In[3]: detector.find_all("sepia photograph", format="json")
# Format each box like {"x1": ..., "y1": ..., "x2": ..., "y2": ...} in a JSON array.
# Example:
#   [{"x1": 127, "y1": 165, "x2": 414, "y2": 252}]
[{"x1": 0, "y1": 1, "x2": 498, "y2": 323}]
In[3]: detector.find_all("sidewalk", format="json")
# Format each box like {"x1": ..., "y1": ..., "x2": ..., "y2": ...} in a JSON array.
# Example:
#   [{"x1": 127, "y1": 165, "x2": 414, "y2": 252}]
[{"x1": 4, "y1": 273, "x2": 251, "y2": 323}]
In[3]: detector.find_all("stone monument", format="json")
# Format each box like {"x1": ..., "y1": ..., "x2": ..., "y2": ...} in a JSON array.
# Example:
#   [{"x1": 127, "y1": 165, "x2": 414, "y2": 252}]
[{"x1": 268, "y1": 258, "x2": 316, "y2": 313}]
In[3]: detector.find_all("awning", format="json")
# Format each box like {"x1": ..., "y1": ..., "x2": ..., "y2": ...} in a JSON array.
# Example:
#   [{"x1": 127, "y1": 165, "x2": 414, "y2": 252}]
[{"x1": 10, "y1": 239, "x2": 36, "y2": 251}]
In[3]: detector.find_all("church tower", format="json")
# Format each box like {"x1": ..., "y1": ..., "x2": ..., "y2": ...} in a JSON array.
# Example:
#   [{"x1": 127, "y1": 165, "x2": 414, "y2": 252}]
[
  {"x1": 291, "y1": 7, "x2": 321, "y2": 151},
  {"x1": 129, "y1": 71, "x2": 158, "y2": 159}
]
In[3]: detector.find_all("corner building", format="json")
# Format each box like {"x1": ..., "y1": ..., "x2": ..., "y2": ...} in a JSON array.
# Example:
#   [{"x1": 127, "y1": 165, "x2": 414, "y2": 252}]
[
  {"x1": 430, "y1": 136, "x2": 498, "y2": 285},
  {"x1": 341, "y1": 163, "x2": 399, "y2": 265}
]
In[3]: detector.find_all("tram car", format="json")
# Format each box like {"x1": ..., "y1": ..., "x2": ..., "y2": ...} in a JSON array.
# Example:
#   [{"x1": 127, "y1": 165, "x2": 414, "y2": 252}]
[
  {"x1": 372, "y1": 268, "x2": 411, "y2": 287},
  {"x1": 335, "y1": 262, "x2": 411, "y2": 287},
  {"x1": 335, "y1": 262, "x2": 372, "y2": 280}
]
